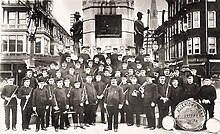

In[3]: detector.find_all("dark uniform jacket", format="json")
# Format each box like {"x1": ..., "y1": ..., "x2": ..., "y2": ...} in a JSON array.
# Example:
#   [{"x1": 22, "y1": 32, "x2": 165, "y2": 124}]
[
  {"x1": 70, "y1": 88, "x2": 86, "y2": 106},
  {"x1": 104, "y1": 85, "x2": 124, "y2": 106},
  {"x1": 182, "y1": 83, "x2": 200, "y2": 100},
  {"x1": 84, "y1": 82, "x2": 97, "y2": 105},
  {"x1": 17, "y1": 86, "x2": 33, "y2": 108},
  {"x1": 21, "y1": 77, "x2": 37, "y2": 89},
  {"x1": 32, "y1": 87, "x2": 49, "y2": 108},
  {"x1": 157, "y1": 83, "x2": 170, "y2": 101},
  {"x1": 142, "y1": 83, "x2": 158, "y2": 106},
  {"x1": 1, "y1": 85, "x2": 18, "y2": 106},
  {"x1": 126, "y1": 84, "x2": 142, "y2": 105},
  {"x1": 198, "y1": 85, "x2": 217, "y2": 104},
  {"x1": 52, "y1": 87, "x2": 68, "y2": 108},
  {"x1": 93, "y1": 81, "x2": 106, "y2": 96},
  {"x1": 169, "y1": 85, "x2": 183, "y2": 106}
]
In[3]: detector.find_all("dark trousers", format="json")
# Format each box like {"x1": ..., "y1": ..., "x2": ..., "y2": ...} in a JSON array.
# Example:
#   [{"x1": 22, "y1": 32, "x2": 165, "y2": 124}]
[
  {"x1": 119, "y1": 105, "x2": 126, "y2": 123},
  {"x1": 45, "y1": 106, "x2": 55, "y2": 127},
  {"x1": 36, "y1": 107, "x2": 46, "y2": 130},
  {"x1": 143, "y1": 106, "x2": 156, "y2": 128},
  {"x1": 73, "y1": 105, "x2": 84, "y2": 125},
  {"x1": 106, "y1": 106, "x2": 119, "y2": 130},
  {"x1": 54, "y1": 107, "x2": 66, "y2": 129},
  {"x1": 95, "y1": 99, "x2": 105, "y2": 122},
  {"x1": 127, "y1": 104, "x2": 141, "y2": 125},
  {"x1": 21, "y1": 106, "x2": 32, "y2": 129},
  {"x1": 202, "y1": 104, "x2": 215, "y2": 119},
  {"x1": 158, "y1": 102, "x2": 169, "y2": 127},
  {"x1": 64, "y1": 111, "x2": 70, "y2": 127},
  {"x1": 84, "y1": 104, "x2": 96, "y2": 124},
  {"x1": 4, "y1": 105, "x2": 17, "y2": 129}
]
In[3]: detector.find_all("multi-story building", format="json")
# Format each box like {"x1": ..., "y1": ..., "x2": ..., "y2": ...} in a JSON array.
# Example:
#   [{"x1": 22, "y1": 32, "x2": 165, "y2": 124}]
[
  {"x1": 154, "y1": 0, "x2": 220, "y2": 76},
  {"x1": 0, "y1": 0, "x2": 73, "y2": 85}
]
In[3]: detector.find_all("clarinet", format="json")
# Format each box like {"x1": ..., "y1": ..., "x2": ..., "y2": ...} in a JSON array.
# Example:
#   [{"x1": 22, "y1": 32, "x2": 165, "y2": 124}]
[
  {"x1": 5, "y1": 86, "x2": 19, "y2": 106},
  {"x1": 22, "y1": 87, "x2": 33, "y2": 110}
]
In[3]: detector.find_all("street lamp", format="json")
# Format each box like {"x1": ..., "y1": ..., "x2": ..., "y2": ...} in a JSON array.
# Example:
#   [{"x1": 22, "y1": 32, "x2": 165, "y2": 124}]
[
  {"x1": 181, "y1": 8, "x2": 188, "y2": 67},
  {"x1": 27, "y1": 6, "x2": 38, "y2": 69}
]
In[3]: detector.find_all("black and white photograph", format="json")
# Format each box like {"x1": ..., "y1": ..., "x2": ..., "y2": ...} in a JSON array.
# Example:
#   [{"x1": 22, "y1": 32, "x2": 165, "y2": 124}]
[{"x1": 0, "y1": 0, "x2": 220, "y2": 134}]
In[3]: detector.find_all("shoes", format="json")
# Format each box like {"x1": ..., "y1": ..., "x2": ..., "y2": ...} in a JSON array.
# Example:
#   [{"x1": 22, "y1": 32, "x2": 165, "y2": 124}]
[
  {"x1": 66, "y1": 125, "x2": 70, "y2": 128},
  {"x1": 5, "y1": 128, "x2": 10, "y2": 131},
  {"x1": 104, "y1": 128, "x2": 112, "y2": 131},
  {"x1": 114, "y1": 129, "x2": 118, "y2": 132},
  {"x1": 60, "y1": 127, "x2": 67, "y2": 130},
  {"x1": 26, "y1": 127, "x2": 31, "y2": 130},
  {"x1": 55, "y1": 128, "x2": 59, "y2": 132},
  {"x1": 144, "y1": 126, "x2": 150, "y2": 129},
  {"x1": 12, "y1": 128, "x2": 17, "y2": 131},
  {"x1": 101, "y1": 121, "x2": 106, "y2": 124},
  {"x1": 85, "y1": 124, "x2": 90, "y2": 127},
  {"x1": 136, "y1": 124, "x2": 140, "y2": 127},
  {"x1": 149, "y1": 127, "x2": 155, "y2": 130},
  {"x1": 42, "y1": 128, "x2": 47, "y2": 131},
  {"x1": 127, "y1": 124, "x2": 133, "y2": 126},
  {"x1": 23, "y1": 129, "x2": 28, "y2": 131},
  {"x1": 35, "y1": 129, "x2": 39, "y2": 132},
  {"x1": 80, "y1": 126, "x2": 85, "y2": 129},
  {"x1": 157, "y1": 125, "x2": 162, "y2": 128}
]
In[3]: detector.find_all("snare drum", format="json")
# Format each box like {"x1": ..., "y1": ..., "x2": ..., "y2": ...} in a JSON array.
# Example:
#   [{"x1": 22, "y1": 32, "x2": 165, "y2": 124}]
[
  {"x1": 174, "y1": 100, "x2": 206, "y2": 131},
  {"x1": 206, "y1": 118, "x2": 220, "y2": 133},
  {"x1": 162, "y1": 116, "x2": 176, "y2": 130}
]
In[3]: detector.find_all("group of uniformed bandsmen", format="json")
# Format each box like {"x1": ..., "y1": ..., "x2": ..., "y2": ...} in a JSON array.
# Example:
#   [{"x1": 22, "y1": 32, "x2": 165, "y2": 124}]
[{"x1": 1, "y1": 46, "x2": 217, "y2": 132}]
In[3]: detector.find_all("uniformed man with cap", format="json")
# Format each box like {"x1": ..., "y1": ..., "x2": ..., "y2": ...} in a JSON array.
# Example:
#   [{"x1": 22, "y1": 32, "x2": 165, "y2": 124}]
[
  {"x1": 135, "y1": 47, "x2": 145, "y2": 63},
  {"x1": 198, "y1": 75, "x2": 216, "y2": 120},
  {"x1": 156, "y1": 72, "x2": 170, "y2": 128},
  {"x1": 79, "y1": 46, "x2": 91, "y2": 62},
  {"x1": 21, "y1": 69, "x2": 37, "y2": 89},
  {"x1": 140, "y1": 73, "x2": 158, "y2": 130},
  {"x1": 1, "y1": 76, "x2": 18, "y2": 131},
  {"x1": 17, "y1": 77, "x2": 33, "y2": 131},
  {"x1": 122, "y1": 48, "x2": 132, "y2": 62},
  {"x1": 48, "y1": 61, "x2": 58, "y2": 78},
  {"x1": 32, "y1": 77, "x2": 50, "y2": 132},
  {"x1": 104, "y1": 77, "x2": 124, "y2": 132}
]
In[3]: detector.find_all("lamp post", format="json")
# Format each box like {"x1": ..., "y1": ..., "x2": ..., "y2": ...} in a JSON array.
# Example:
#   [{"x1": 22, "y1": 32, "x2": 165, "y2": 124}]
[
  {"x1": 181, "y1": 8, "x2": 188, "y2": 67},
  {"x1": 27, "y1": 4, "x2": 38, "y2": 69}
]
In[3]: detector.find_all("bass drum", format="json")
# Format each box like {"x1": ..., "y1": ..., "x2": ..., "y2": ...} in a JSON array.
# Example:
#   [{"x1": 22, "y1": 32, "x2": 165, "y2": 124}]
[
  {"x1": 162, "y1": 116, "x2": 176, "y2": 130},
  {"x1": 206, "y1": 118, "x2": 220, "y2": 133},
  {"x1": 174, "y1": 100, "x2": 206, "y2": 131}
]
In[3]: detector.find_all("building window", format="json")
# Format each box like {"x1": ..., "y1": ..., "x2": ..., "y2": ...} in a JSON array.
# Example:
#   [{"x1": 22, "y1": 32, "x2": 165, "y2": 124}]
[
  {"x1": 208, "y1": 0, "x2": 216, "y2": 2},
  {"x1": 208, "y1": 37, "x2": 216, "y2": 54},
  {"x1": 18, "y1": 12, "x2": 26, "y2": 24},
  {"x1": 44, "y1": 39, "x2": 49, "y2": 54},
  {"x1": 208, "y1": 11, "x2": 216, "y2": 28},
  {"x1": 8, "y1": 12, "x2": 16, "y2": 25},
  {"x1": 2, "y1": 36, "x2": 8, "y2": 52},
  {"x1": 187, "y1": 38, "x2": 192, "y2": 55},
  {"x1": 17, "y1": 36, "x2": 23, "y2": 52},
  {"x1": 193, "y1": 11, "x2": 200, "y2": 28},
  {"x1": 35, "y1": 38, "x2": 41, "y2": 54},
  {"x1": 50, "y1": 45, "x2": 54, "y2": 55},
  {"x1": 187, "y1": 13, "x2": 192, "y2": 29},
  {"x1": 178, "y1": 42, "x2": 183, "y2": 57},
  {"x1": 193, "y1": 37, "x2": 200, "y2": 54},
  {"x1": 9, "y1": 36, "x2": 16, "y2": 52}
]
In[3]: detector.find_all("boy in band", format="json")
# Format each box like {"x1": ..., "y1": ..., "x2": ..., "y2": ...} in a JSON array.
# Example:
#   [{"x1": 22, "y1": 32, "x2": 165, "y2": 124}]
[
  {"x1": 17, "y1": 77, "x2": 33, "y2": 131},
  {"x1": 84, "y1": 74, "x2": 98, "y2": 126},
  {"x1": 1, "y1": 76, "x2": 18, "y2": 131},
  {"x1": 52, "y1": 78, "x2": 69, "y2": 132},
  {"x1": 198, "y1": 76, "x2": 217, "y2": 120},
  {"x1": 126, "y1": 76, "x2": 142, "y2": 127},
  {"x1": 70, "y1": 81, "x2": 87, "y2": 129},
  {"x1": 140, "y1": 74, "x2": 158, "y2": 130},
  {"x1": 93, "y1": 73, "x2": 106, "y2": 124},
  {"x1": 169, "y1": 77, "x2": 183, "y2": 117},
  {"x1": 104, "y1": 77, "x2": 124, "y2": 132},
  {"x1": 32, "y1": 77, "x2": 49, "y2": 132},
  {"x1": 157, "y1": 73, "x2": 170, "y2": 128}
]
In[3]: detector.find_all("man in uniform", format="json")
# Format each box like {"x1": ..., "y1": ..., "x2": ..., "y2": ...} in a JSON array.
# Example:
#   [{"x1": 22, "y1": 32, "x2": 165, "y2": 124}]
[
  {"x1": 17, "y1": 77, "x2": 33, "y2": 131},
  {"x1": 140, "y1": 74, "x2": 158, "y2": 130},
  {"x1": 93, "y1": 47, "x2": 106, "y2": 65},
  {"x1": 32, "y1": 77, "x2": 49, "y2": 132},
  {"x1": 21, "y1": 69, "x2": 37, "y2": 89},
  {"x1": 104, "y1": 77, "x2": 124, "y2": 132},
  {"x1": 1, "y1": 76, "x2": 18, "y2": 131}
]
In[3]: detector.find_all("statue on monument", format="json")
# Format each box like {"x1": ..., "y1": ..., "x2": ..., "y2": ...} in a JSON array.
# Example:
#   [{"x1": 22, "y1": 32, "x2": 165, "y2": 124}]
[
  {"x1": 70, "y1": 11, "x2": 83, "y2": 54},
  {"x1": 134, "y1": 12, "x2": 149, "y2": 55}
]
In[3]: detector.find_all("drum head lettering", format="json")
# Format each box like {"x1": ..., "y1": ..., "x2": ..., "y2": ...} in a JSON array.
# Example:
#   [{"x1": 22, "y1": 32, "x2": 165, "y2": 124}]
[{"x1": 174, "y1": 100, "x2": 206, "y2": 131}]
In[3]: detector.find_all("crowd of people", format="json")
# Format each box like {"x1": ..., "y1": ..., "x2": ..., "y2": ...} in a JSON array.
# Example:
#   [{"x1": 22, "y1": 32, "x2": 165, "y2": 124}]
[{"x1": 0, "y1": 46, "x2": 217, "y2": 132}]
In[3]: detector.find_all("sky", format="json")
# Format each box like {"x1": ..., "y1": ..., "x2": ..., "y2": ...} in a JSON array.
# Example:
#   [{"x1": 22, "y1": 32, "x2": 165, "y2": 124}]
[{"x1": 53, "y1": 0, "x2": 168, "y2": 32}]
